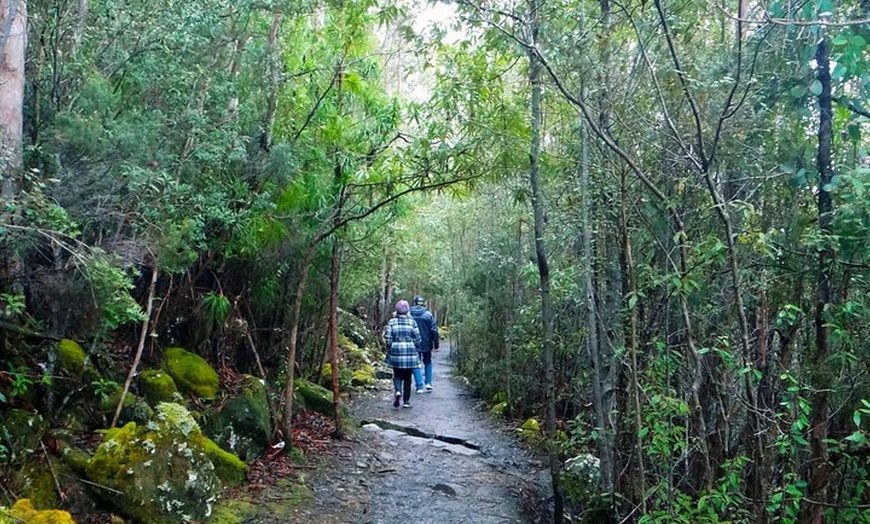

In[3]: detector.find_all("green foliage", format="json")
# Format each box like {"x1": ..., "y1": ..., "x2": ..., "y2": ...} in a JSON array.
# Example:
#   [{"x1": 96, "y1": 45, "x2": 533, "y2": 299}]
[
  {"x1": 90, "y1": 378, "x2": 119, "y2": 403},
  {"x1": 199, "y1": 292, "x2": 231, "y2": 331},
  {"x1": 0, "y1": 292, "x2": 26, "y2": 317},
  {"x1": 77, "y1": 252, "x2": 145, "y2": 331},
  {"x1": 3, "y1": 363, "x2": 38, "y2": 399}
]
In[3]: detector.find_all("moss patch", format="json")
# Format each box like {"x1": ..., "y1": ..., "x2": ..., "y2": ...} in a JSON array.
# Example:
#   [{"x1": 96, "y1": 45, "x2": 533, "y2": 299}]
[
  {"x1": 201, "y1": 437, "x2": 247, "y2": 486},
  {"x1": 351, "y1": 365, "x2": 376, "y2": 388},
  {"x1": 139, "y1": 369, "x2": 180, "y2": 406},
  {"x1": 97, "y1": 385, "x2": 153, "y2": 425},
  {"x1": 210, "y1": 482, "x2": 313, "y2": 523},
  {"x1": 8, "y1": 499, "x2": 77, "y2": 524},
  {"x1": 163, "y1": 347, "x2": 220, "y2": 399},
  {"x1": 13, "y1": 459, "x2": 63, "y2": 510},
  {"x1": 57, "y1": 339, "x2": 86, "y2": 376},
  {"x1": 294, "y1": 380, "x2": 334, "y2": 416}
]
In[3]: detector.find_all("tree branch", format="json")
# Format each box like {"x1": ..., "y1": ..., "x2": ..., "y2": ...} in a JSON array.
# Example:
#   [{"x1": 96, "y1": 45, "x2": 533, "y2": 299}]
[{"x1": 837, "y1": 97, "x2": 870, "y2": 119}]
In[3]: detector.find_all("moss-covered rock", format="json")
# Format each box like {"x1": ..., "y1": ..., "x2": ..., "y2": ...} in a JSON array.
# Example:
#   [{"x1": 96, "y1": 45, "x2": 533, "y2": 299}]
[
  {"x1": 85, "y1": 403, "x2": 227, "y2": 524},
  {"x1": 6, "y1": 499, "x2": 76, "y2": 523},
  {"x1": 2, "y1": 410, "x2": 46, "y2": 465},
  {"x1": 59, "y1": 444, "x2": 90, "y2": 475},
  {"x1": 351, "y1": 365, "x2": 376, "y2": 389},
  {"x1": 12, "y1": 459, "x2": 63, "y2": 510},
  {"x1": 139, "y1": 370, "x2": 180, "y2": 406},
  {"x1": 202, "y1": 438, "x2": 247, "y2": 486},
  {"x1": 202, "y1": 375, "x2": 271, "y2": 463},
  {"x1": 163, "y1": 347, "x2": 219, "y2": 399},
  {"x1": 294, "y1": 379, "x2": 335, "y2": 416},
  {"x1": 57, "y1": 339, "x2": 86, "y2": 377}
]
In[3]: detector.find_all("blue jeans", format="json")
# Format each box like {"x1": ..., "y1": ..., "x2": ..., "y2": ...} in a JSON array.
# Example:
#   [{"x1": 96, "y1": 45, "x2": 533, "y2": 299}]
[{"x1": 414, "y1": 351, "x2": 433, "y2": 388}]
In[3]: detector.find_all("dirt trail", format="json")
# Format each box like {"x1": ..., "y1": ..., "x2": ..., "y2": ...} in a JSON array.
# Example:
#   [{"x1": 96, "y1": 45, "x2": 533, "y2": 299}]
[{"x1": 286, "y1": 341, "x2": 550, "y2": 524}]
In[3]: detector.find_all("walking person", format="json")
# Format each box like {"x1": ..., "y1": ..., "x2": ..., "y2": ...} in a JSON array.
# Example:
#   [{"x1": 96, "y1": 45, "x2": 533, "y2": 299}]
[
  {"x1": 410, "y1": 295, "x2": 440, "y2": 392},
  {"x1": 384, "y1": 300, "x2": 421, "y2": 408}
]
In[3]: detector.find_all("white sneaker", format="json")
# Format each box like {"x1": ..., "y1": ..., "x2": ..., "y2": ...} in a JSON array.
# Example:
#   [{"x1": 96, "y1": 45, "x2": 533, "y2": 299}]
[
  {"x1": 425, "y1": 384, "x2": 433, "y2": 391},
  {"x1": 416, "y1": 388, "x2": 425, "y2": 394}
]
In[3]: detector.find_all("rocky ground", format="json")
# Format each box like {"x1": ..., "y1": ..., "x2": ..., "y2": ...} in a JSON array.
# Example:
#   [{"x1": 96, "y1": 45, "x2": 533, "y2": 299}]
[{"x1": 224, "y1": 342, "x2": 551, "y2": 524}]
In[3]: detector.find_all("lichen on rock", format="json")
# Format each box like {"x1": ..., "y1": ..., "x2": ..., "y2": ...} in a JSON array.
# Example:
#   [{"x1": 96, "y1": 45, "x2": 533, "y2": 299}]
[
  {"x1": 85, "y1": 403, "x2": 234, "y2": 523},
  {"x1": 3, "y1": 410, "x2": 46, "y2": 465},
  {"x1": 202, "y1": 375, "x2": 271, "y2": 462}
]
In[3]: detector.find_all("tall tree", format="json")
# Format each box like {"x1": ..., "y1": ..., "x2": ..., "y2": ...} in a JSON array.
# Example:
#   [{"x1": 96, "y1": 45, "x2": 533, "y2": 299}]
[
  {"x1": 799, "y1": 34, "x2": 834, "y2": 524},
  {"x1": 0, "y1": 0, "x2": 25, "y2": 204},
  {"x1": 526, "y1": 0, "x2": 563, "y2": 521}
]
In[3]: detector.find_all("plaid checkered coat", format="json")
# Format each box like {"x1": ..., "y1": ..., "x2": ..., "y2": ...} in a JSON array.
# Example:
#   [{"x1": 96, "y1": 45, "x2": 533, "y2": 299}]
[{"x1": 384, "y1": 314, "x2": 421, "y2": 369}]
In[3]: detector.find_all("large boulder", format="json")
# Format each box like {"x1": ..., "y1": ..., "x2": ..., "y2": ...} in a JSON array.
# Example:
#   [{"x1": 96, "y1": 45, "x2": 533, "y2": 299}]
[
  {"x1": 85, "y1": 403, "x2": 245, "y2": 524},
  {"x1": 202, "y1": 375, "x2": 272, "y2": 462},
  {"x1": 163, "y1": 347, "x2": 219, "y2": 399}
]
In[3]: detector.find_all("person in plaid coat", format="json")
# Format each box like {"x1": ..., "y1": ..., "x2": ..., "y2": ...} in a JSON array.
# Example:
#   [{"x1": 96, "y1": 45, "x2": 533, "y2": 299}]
[{"x1": 385, "y1": 299, "x2": 421, "y2": 408}]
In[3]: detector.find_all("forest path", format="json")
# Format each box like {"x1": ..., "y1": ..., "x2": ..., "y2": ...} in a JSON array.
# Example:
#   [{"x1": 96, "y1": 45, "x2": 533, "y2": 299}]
[{"x1": 278, "y1": 342, "x2": 549, "y2": 524}]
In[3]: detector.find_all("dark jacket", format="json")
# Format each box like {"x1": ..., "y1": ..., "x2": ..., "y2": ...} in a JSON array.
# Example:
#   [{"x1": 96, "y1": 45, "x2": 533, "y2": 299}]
[{"x1": 410, "y1": 305, "x2": 439, "y2": 352}]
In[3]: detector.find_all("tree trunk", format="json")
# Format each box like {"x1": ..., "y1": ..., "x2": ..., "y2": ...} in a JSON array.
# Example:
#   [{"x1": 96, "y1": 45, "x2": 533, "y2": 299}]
[
  {"x1": 579, "y1": 115, "x2": 613, "y2": 492},
  {"x1": 73, "y1": 0, "x2": 88, "y2": 54},
  {"x1": 799, "y1": 35, "x2": 833, "y2": 524},
  {"x1": 0, "y1": 0, "x2": 26, "y2": 203},
  {"x1": 527, "y1": 2, "x2": 563, "y2": 521},
  {"x1": 328, "y1": 238, "x2": 343, "y2": 438},
  {"x1": 621, "y1": 172, "x2": 646, "y2": 513},
  {"x1": 281, "y1": 241, "x2": 318, "y2": 445},
  {"x1": 260, "y1": 11, "x2": 282, "y2": 151}
]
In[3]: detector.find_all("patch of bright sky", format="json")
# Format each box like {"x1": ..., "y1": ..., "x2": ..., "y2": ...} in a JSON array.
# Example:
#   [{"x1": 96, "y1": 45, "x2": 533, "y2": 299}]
[
  {"x1": 391, "y1": 0, "x2": 463, "y2": 103},
  {"x1": 413, "y1": 1, "x2": 461, "y2": 44}
]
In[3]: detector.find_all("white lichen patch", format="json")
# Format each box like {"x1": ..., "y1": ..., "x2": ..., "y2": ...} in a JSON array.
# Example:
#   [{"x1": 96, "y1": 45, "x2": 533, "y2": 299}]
[
  {"x1": 155, "y1": 402, "x2": 199, "y2": 436},
  {"x1": 185, "y1": 470, "x2": 199, "y2": 489},
  {"x1": 142, "y1": 439, "x2": 156, "y2": 454}
]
